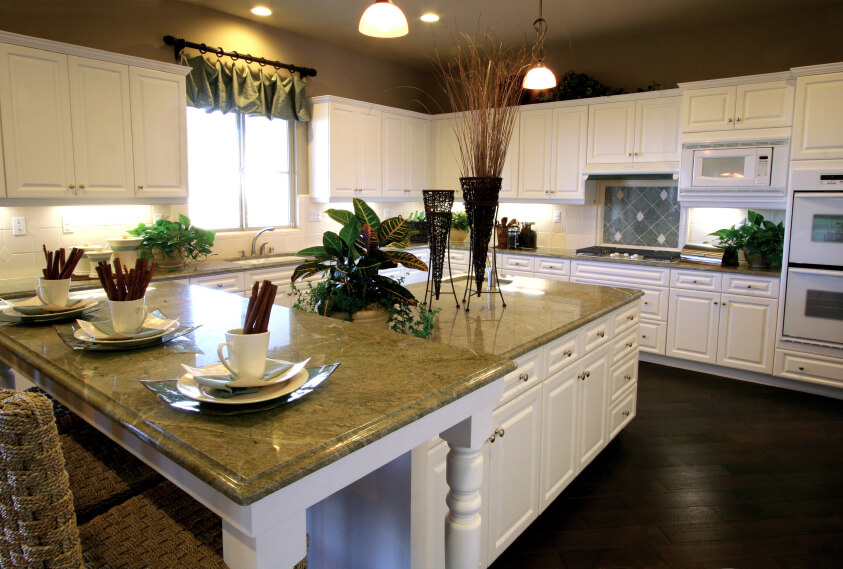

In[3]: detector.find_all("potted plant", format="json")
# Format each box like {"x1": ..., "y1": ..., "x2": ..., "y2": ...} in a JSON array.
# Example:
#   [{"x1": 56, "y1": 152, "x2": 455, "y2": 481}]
[
  {"x1": 450, "y1": 210, "x2": 469, "y2": 243},
  {"x1": 708, "y1": 210, "x2": 785, "y2": 268},
  {"x1": 290, "y1": 199, "x2": 438, "y2": 337},
  {"x1": 406, "y1": 211, "x2": 428, "y2": 243},
  {"x1": 127, "y1": 214, "x2": 215, "y2": 269}
]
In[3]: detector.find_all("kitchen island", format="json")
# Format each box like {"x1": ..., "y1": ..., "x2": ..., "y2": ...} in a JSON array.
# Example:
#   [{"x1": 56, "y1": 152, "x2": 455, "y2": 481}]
[{"x1": 0, "y1": 277, "x2": 642, "y2": 569}]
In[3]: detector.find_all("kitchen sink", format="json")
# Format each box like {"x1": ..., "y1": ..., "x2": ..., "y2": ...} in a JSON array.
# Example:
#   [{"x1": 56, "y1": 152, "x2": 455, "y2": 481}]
[{"x1": 223, "y1": 255, "x2": 305, "y2": 266}]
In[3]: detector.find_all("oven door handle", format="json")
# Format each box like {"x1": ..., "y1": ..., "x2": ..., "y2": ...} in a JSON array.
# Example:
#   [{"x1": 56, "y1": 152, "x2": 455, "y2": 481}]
[{"x1": 788, "y1": 267, "x2": 843, "y2": 277}]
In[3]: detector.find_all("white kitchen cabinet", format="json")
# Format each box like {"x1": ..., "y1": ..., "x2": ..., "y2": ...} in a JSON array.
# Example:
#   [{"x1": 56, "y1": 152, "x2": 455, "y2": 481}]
[
  {"x1": 430, "y1": 117, "x2": 461, "y2": 192},
  {"x1": 382, "y1": 112, "x2": 429, "y2": 199},
  {"x1": 575, "y1": 347, "x2": 610, "y2": 471},
  {"x1": 681, "y1": 81, "x2": 794, "y2": 132},
  {"x1": 716, "y1": 293, "x2": 777, "y2": 374},
  {"x1": 189, "y1": 272, "x2": 247, "y2": 294},
  {"x1": 518, "y1": 109, "x2": 553, "y2": 198},
  {"x1": 539, "y1": 366, "x2": 578, "y2": 509},
  {"x1": 310, "y1": 98, "x2": 382, "y2": 202},
  {"x1": 487, "y1": 384, "x2": 542, "y2": 563},
  {"x1": 791, "y1": 71, "x2": 843, "y2": 160},
  {"x1": 499, "y1": 116, "x2": 519, "y2": 200},
  {"x1": 587, "y1": 97, "x2": 680, "y2": 164},
  {"x1": 666, "y1": 288, "x2": 720, "y2": 364},
  {"x1": 551, "y1": 106, "x2": 588, "y2": 199}
]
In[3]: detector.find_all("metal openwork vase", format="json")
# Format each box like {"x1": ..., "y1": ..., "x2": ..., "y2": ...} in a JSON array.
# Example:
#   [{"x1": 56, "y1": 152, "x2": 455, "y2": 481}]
[
  {"x1": 460, "y1": 177, "x2": 505, "y2": 307},
  {"x1": 422, "y1": 190, "x2": 459, "y2": 309}
]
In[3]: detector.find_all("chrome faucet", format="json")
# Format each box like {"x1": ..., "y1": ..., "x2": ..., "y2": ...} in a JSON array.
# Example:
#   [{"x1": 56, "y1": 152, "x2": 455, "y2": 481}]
[{"x1": 250, "y1": 227, "x2": 275, "y2": 256}]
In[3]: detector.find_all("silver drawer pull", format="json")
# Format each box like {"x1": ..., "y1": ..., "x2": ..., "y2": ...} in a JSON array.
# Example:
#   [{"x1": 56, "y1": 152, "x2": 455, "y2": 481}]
[
  {"x1": 642, "y1": 334, "x2": 648, "y2": 339},
  {"x1": 519, "y1": 373, "x2": 529, "y2": 382},
  {"x1": 596, "y1": 331, "x2": 605, "y2": 338},
  {"x1": 624, "y1": 374, "x2": 632, "y2": 381},
  {"x1": 216, "y1": 283, "x2": 224, "y2": 288},
  {"x1": 627, "y1": 315, "x2": 635, "y2": 320},
  {"x1": 563, "y1": 349, "x2": 572, "y2": 357},
  {"x1": 622, "y1": 410, "x2": 630, "y2": 417},
  {"x1": 626, "y1": 342, "x2": 634, "y2": 348}
]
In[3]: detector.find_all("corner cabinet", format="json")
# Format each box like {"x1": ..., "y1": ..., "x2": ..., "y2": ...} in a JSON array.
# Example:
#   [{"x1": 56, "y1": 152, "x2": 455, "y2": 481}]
[
  {"x1": 791, "y1": 70, "x2": 843, "y2": 160},
  {"x1": 0, "y1": 38, "x2": 188, "y2": 202}
]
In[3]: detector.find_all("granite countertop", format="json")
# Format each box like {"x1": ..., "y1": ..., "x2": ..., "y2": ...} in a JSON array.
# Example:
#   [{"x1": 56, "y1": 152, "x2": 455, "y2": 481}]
[{"x1": 0, "y1": 277, "x2": 640, "y2": 506}]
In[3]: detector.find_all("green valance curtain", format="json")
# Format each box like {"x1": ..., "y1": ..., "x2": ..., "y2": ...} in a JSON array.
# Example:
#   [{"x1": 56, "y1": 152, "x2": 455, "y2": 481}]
[{"x1": 180, "y1": 53, "x2": 311, "y2": 121}]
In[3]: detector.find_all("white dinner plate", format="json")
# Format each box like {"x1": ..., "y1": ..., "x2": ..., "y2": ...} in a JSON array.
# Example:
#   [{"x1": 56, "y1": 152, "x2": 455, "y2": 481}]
[
  {"x1": 176, "y1": 364, "x2": 309, "y2": 405},
  {"x1": 2, "y1": 298, "x2": 101, "y2": 323}
]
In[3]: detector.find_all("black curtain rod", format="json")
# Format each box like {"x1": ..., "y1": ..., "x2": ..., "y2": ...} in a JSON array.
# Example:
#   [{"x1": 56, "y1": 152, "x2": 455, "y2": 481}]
[{"x1": 163, "y1": 35, "x2": 317, "y2": 78}]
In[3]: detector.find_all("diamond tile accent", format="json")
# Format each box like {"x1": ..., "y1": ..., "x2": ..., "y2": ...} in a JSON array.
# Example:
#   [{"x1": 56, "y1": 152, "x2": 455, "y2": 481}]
[
  {"x1": 614, "y1": 231, "x2": 622, "y2": 241},
  {"x1": 657, "y1": 233, "x2": 666, "y2": 244},
  {"x1": 602, "y1": 186, "x2": 680, "y2": 248},
  {"x1": 636, "y1": 211, "x2": 645, "y2": 222},
  {"x1": 660, "y1": 189, "x2": 668, "y2": 200},
  {"x1": 0, "y1": 247, "x2": 11, "y2": 263},
  {"x1": 616, "y1": 190, "x2": 624, "y2": 200}
]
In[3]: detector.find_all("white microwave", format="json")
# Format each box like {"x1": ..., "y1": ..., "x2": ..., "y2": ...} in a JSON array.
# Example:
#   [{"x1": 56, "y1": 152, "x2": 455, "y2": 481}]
[{"x1": 679, "y1": 138, "x2": 789, "y2": 203}]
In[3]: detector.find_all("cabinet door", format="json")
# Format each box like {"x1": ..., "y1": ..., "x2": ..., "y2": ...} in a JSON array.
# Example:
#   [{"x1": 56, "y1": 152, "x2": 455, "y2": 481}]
[
  {"x1": 0, "y1": 44, "x2": 75, "y2": 198},
  {"x1": 499, "y1": 115, "x2": 519, "y2": 199},
  {"x1": 540, "y1": 367, "x2": 578, "y2": 510},
  {"x1": 68, "y1": 56, "x2": 134, "y2": 198},
  {"x1": 666, "y1": 289, "x2": 719, "y2": 364},
  {"x1": 587, "y1": 101, "x2": 635, "y2": 163},
  {"x1": 518, "y1": 109, "x2": 552, "y2": 198},
  {"x1": 634, "y1": 97, "x2": 681, "y2": 162},
  {"x1": 734, "y1": 81, "x2": 794, "y2": 130},
  {"x1": 576, "y1": 348, "x2": 609, "y2": 471},
  {"x1": 792, "y1": 72, "x2": 843, "y2": 160},
  {"x1": 487, "y1": 386, "x2": 542, "y2": 563},
  {"x1": 716, "y1": 294, "x2": 777, "y2": 374},
  {"x1": 431, "y1": 118, "x2": 461, "y2": 191},
  {"x1": 356, "y1": 109, "x2": 382, "y2": 197},
  {"x1": 406, "y1": 115, "x2": 429, "y2": 196},
  {"x1": 551, "y1": 106, "x2": 587, "y2": 199},
  {"x1": 329, "y1": 104, "x2": 358, "y2": 197},
  {"x1": 129, "y1": 67, "x2": 187, "y2": 199},
  {"x1": 382, "y1": 112, "x2": 406, "y2": 196},
  {"x1": 681, "y1": 86, "x2": 736, "y2": 132}
]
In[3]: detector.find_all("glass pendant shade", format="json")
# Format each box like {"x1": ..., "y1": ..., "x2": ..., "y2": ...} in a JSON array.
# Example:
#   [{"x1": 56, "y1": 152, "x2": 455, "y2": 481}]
[
  {"x1": 359, "y1": 0, "x2": 409, "y2": 38},
  {"x1": 523, "y1": 64, "x2": 557, "y2": 90}
]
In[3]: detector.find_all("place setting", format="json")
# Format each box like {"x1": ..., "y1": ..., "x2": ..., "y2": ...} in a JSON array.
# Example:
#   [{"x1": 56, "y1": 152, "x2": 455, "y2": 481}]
[
  {"x1": 142, "y1": 280, "x2": 339, "y2": 414},
  {"x1": 57, "y1": 258, "x2": 197, "y2": 351},
  {"x1": 0, "y1": 247, "x2": 105, "y2": 324}
]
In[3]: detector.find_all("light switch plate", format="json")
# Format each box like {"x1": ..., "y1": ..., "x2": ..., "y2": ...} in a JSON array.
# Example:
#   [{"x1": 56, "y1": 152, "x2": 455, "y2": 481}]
[
  {"x1": 553, "y1": 210, "x2": 562, "y2": 223},
  {"x1": 12, "y1": 217, "x2": 26, "y2": 236},
  {"x1": 309, "y1": 210, "x2": 321, "y2": 222},
  {"x1": 61, "y1": 217, "x2": 74, "y2": 233}
]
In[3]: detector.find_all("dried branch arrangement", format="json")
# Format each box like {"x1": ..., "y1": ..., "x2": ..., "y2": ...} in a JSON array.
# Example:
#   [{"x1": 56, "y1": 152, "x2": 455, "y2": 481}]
[
  {"x1": 432, "y1": 33, "x2": 529, "y2": 178},
  {"x1": 243, "y1": 280, "x2": 277, "y2": 334},
  {"x1": 95, "y1": 259, "x2": 158, "y2": 301},
  {"x1": 41, "y1": 246, "x2": 85, "y2": 280}
]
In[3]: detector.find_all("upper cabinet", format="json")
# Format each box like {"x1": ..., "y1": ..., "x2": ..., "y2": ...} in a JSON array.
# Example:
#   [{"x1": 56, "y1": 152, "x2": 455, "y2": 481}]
[
  {"x1": 791, "y1": 71, "x2": 843, "y2": 160},
  {"x1": 586, "y1": 97, "x2": 681, "y2": 165},
  {"x1": 0, "y1": 35, "x2": 189, "y2": 202},
  {"x1": 681, "y1": 81, "x2": 794, "y2": 132},
  {"x1": 519, "y1": 106, "x2": 588, "y2": 200},
  {"x1": 383, "y1": 111, "x2": 429, "y2": 199}
]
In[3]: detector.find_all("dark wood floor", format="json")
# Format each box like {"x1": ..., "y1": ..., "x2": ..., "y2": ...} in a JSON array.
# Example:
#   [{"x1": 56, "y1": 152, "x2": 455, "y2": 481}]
[{"x1": 489, "y1": 361, "x2": 843, "y2": 569}]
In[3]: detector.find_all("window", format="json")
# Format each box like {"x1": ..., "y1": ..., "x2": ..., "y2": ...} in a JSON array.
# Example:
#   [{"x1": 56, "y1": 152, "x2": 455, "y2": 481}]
[{"x1": 186, "y1": 108, "x2": 295, "y2": 231}]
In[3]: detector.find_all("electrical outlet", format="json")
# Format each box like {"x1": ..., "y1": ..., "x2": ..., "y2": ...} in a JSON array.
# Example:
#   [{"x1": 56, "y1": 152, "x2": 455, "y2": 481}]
[
  {"x1": 153, "y1": 213, "x2": 165, "y2": 222},
  {"x1": 61, "y1": 217, "x2": 74, "y2": 234},
  {"x1": 11, "y1": 217, "x2": 26, "y2": 236},
  {"x1": 309, "y1": 210, "x2": 321, "y2": 222},
  {"x1": 553, "y1": 210, "x2": 562, "y2": 223}
]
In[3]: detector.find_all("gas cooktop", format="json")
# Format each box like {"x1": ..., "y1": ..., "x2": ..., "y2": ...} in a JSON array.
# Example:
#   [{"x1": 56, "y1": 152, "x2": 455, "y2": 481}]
[{"x1": 575, "y1": 246, "x2": 681, "y2": 263}]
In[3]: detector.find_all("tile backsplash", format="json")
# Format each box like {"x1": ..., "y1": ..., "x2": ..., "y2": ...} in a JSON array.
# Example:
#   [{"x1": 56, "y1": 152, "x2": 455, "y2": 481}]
[{"x1": 602, "y1": 185, "x2": 681, "y2": 248}]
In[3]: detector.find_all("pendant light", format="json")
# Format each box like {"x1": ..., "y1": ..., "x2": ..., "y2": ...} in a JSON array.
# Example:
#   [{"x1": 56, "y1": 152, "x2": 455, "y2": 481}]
[
  {"x1": 523, "y1": 0, "x2": 557, "y2": 90},
  {"x1": 359, "y1": 0, "x2": 409, "y2": 38}
]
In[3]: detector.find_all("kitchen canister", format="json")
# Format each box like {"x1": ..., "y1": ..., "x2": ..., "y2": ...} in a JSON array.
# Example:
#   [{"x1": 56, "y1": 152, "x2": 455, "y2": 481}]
[
  {"x1": 72, "y1": 244, "x2": 103, "y2": 277},
  {"x1": 107, "y1": 236, "x2": 143, "y2": 268}
]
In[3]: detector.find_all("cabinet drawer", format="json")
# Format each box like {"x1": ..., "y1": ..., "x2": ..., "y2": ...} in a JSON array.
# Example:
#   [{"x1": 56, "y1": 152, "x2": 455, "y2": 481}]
[
  {"x1": 639, "y1": 320, "x2": 667, "y2": 354},
  {"x1": 247, "y1": 266, "x2": 295, "y2": 286},
  {"x1": 189, "y1": 272, "x2": 245, "y2": 293},
  {"x1": 545, "y1": 330, "x2": 581, "y2": 377},
  {"x1": 535, "y1": 258, "x2": 569, "y2": 279},
  {"x1": 499, "y1": 254, "x2": 534, "y2": 273},
  {"x1": 611, "y1": 328, "x2": 639, "y2": 366},
  {"x1": 774, "y1": 349, "x2": 843, "y2": 387},
  {"x1": 583, "y1": 316, "x2": 611, "y2": 352},
  {"x1": 612, "y1": 302, "x2": 641, "y2": 335},
  {"x1": 722, "y1": 274, "x2": 779, "y2": 298},
  {"x1": 609, "y1": 387, "x2": 637, "y2": 440},
  {"x1": 571, "y1": 260, "x2": 670, "y2": 287},
  {"x1": 610, "y1": 353, "x2": 638, "y2": 402},
  {"x1": 638, "y1": 286, "x2": 668, "y2": 321},
  {"x1": 671, "y1": 269, "x2": 722, "y2": 291},
  {"x1": 499, "y1": 351, "x2": 544, "y2": 407},
  {"x1": 448, "y1": 250, "x2": 469, "y2": 269}
]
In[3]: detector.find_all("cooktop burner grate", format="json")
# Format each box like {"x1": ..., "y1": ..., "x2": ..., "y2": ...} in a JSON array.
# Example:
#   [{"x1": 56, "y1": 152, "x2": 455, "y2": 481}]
[{"x1": 575, "y1": 246, "x2": 680, "y2": 262}]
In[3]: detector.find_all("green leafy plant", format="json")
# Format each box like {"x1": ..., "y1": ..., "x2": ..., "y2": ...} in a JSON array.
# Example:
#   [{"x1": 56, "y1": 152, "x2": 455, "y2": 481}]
[
  {"x1": 290, "y1": 198, "x2": 438, "y2": 337},
  {"x1": 127, "y1": 214, "x2": 215, "y2": 268},
  {"x1": 407, "y1": 211, "x2": 426, "y2": 222},
  {"x1": 450, "y1": 210, "x2": 470, "y2": 232},
  {"x1": 708, "y1": 210, "x2": 785, "y2": 267}
]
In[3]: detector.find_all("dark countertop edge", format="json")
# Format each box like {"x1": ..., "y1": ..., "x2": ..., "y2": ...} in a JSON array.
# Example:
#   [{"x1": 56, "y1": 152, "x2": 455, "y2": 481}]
[{"x1": 0, "y1": 321, "x2": 515, "y2": 505}]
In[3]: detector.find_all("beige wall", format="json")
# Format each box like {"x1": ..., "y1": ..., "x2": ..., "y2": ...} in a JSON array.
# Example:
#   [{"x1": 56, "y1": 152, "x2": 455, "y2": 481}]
[{"x1": 0, "y1": 0, "x2": 434, "y2": 111}]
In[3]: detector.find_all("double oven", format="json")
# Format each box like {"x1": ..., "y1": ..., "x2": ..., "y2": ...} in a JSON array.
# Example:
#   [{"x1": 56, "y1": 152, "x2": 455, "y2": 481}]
[{"x1": 781, "y1": 160, "x2": 843, "y2": 347}]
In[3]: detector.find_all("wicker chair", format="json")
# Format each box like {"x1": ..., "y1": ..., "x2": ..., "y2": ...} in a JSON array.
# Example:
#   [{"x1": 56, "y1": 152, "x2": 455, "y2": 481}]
[{"x1": 0, "y1": 389, "x2": 227, "y2": 568}]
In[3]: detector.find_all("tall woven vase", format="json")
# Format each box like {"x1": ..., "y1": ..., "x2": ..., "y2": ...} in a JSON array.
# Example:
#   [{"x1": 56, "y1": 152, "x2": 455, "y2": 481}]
[
  {"x1": 422, "y1": 190, "x2": 459, "y2": 309},
  {"x1": 460, "y1": 177, "x2": 501, "y2": 296}
]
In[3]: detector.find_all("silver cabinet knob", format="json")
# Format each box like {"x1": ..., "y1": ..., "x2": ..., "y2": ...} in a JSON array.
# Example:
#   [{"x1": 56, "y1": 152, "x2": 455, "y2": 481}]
[
  {"x1": 727, "y1": 118, "x2": 733, "y2": 123},
  {"x1": 627, "y1": 152, "x2": 633, "y2": 157},
  {"x1": 626, "y1": 342, "x2": 634, "y2": 348},
  {"x1": 563, "y1": 349, "x2": 572, "y2": 357},
  {"x1": 519, "y1": 373, "x2": 529, "y2": 382},
  {"x1": 489, "y1": 427, "x2": 506, "y2": 443},
  {"x1": 735, "y1": 117, "x2": 742, "y2": 122},
  {"x1": 68, "y1": 183, "x2": 76, "y2": 189},
  {"x1": 627, "y1": 315, "x2": 635, "y2": 321},
  {"x1": 596, "y1": 331, "x2": 605, "y2": 338},
  {"x1": 624, "y1": 374, "x2": 632, "y2": 381},
  {"x1": 642, "y1": 334, "x2": 648, "y2": 339},
  {"x1": 78, "y1": 183, "x2": 86, "y2": 189},
  {"x1": 137, "y1": 185, "x2": 144, "y2": 190},
  {"x1": 622, "y1": 410, "x2": 630, "y2": 416}
]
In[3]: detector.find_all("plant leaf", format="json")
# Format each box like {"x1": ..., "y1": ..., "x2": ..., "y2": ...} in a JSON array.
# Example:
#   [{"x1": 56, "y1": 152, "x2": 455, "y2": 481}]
[
  {"x1": 353, "y1": 198, "x2": 380, "y2": 233},
  {"x1": 178, "y1": 214, "x2": 191, "y2": 228},
  {"x1": 354, "y1": 255, "x2": 381, "y2": 278},
  {"x1": 296, "y1": 245, "x2": 328, "y2": 258},
  {"x1": 325, "y1": 209, "x2": 355, "y2": 226},
  {"x1": 322, "y1": 231, "x2": 346, "y2": 257},
  {"x1": 385, "y1": 250, "x2": 429, "y2": 271},
  {"x1": 339, "y1": 218, "x2": 362, "y2": 251},
  {"x1": 291, "y1": 262, "x2": 327, "y2": 282},
  {"x1": 360, "y1": 223, "x2": 379, "y2": 252},
  {"x1": 378, "y1": 217, "x2": 409, "y2": 246}
]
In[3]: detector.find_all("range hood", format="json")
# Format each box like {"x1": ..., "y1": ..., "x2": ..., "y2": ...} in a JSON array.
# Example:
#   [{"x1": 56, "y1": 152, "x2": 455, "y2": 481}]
[{"x1": 583, "y1": 161, "x2": 680, "y2": 177}]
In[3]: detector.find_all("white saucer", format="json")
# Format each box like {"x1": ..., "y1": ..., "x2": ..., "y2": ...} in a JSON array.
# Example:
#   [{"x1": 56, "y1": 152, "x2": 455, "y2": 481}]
[
  {"x1": 72, "y1": 322, "x2": 179, "y2": 345},
  {"x1": 75, "y1": 313, "x2": 179, "y2": 342},
  {"x1": 2, "y1": 298, "x2": 100, "y2": 322},
  {"x1": 177, "y1": 364, "x2": 309, "y2": 405}
]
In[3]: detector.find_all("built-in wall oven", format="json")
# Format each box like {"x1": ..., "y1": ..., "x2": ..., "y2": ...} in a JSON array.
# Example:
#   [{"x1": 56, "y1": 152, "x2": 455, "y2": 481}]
[{"x1": 782, "y1": 160, "x2": 843, "y2": 347}]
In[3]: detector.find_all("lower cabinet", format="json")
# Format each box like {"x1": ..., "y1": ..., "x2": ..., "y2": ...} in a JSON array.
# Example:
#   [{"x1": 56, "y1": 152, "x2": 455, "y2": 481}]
[
  {"x1": 576, "y1": 347, "x2": 610, "y2": 471},
  {"x1": 540, "y1": 367, "x2": 578, "y2": 509},
  {"x1": 666, "y1": 289, "x2": 720, "y2": 364}
]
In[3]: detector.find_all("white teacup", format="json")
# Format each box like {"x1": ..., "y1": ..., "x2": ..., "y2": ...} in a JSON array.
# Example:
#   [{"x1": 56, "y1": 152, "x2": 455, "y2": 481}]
[
  {"x1": 109, "y1": 298, "x2": 149, "y2": 335},
  {"x1": 36, "y1": 278, "x2": 70, "y2": 308},
  {"x1": 216, "y1": 328, "x2": 270, "y2": 380}
]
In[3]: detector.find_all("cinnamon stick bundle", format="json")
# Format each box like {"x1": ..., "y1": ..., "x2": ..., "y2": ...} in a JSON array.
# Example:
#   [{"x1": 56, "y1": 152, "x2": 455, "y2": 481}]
[
  {"x1": 243, "y1": 280, "x2": 277, "y2": 334},
  {"x1": 95, "y1": 259, "x2": 158, "y2": 301},
  {"x1": 41, "y1": 246, "x2": 85, "y2": 279}
]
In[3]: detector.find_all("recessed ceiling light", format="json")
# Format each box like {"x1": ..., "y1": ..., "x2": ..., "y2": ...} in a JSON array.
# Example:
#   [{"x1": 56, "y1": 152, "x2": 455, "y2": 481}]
[
  {"x1": 251, "y1": 6, "x2": 272, "y2": 16},
  {"x1": 420, "y1": 12, "x2": 440, "y2": 23}
]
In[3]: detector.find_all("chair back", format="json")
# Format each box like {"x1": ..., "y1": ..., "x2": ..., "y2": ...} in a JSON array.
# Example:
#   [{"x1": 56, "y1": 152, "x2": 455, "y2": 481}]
[{"x1": 0, "y1": 389, "x2": 84, "y2": 568}]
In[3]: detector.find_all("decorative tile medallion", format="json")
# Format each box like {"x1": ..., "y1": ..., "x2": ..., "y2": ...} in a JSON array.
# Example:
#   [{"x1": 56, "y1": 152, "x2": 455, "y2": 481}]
[{"x1": 603, "y1": 186, "x2": 680, "y2": 248}]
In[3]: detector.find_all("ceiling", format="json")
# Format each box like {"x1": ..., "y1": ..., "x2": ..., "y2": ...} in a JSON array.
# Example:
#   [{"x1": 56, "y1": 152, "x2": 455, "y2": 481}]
[{"x1": 178, "y1": 0, "x2": 839, "y2": 71}]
